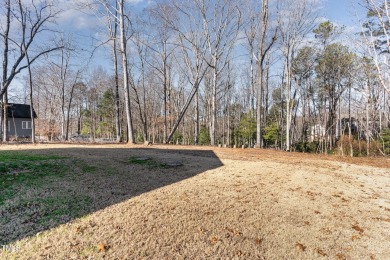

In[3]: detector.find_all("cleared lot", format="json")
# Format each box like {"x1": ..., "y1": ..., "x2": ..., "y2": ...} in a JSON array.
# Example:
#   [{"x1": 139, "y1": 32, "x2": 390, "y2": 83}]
[{"x1": 0, "y1": 144, "x2": 389, "y2": 259}]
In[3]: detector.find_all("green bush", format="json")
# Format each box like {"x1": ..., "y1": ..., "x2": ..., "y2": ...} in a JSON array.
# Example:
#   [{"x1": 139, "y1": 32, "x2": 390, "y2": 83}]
[
  {"x1": 263, "y1": 123, "x2": 279, "y2": 147},
  {"x1": 135, "y1": 132, "x2": 144, "y2": 143},
  {"x1": 238, "y1": 112, "x2": 256, "y2": 144},
  {"x1": 380, "y1": 129, "x2": 390, "y2": 155},
  {"x1": 294, "y1": 141, "x2": 319, "y2": 153},
  {"x1": 172, "y1": 131, "x2": 183, "y2": 144},
  {"x1": 199, "y1": 126, "x2": 210, "y2": 145}
]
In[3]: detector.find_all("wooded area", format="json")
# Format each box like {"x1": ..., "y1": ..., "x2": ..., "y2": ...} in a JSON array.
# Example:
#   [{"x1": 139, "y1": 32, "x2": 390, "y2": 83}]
[{"x1": 1, "y1": 0, "x2": 390, "y2": 156}]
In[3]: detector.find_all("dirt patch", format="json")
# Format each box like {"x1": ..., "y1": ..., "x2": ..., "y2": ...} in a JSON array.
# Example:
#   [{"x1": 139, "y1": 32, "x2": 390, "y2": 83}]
[{"x1": 0, "y1": 144, "x2": 389, "y2": 259}]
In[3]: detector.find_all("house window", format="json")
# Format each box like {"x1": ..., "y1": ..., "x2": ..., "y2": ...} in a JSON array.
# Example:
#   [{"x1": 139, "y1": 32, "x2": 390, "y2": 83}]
[{"x1": 22, "y1": 121, "x2": 32, "y2": 129}]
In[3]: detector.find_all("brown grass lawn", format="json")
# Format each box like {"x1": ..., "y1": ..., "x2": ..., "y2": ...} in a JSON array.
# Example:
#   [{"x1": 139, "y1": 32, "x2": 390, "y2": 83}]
[{"x1": 0, "y1": 144, "x2": 389, "y2": 259}]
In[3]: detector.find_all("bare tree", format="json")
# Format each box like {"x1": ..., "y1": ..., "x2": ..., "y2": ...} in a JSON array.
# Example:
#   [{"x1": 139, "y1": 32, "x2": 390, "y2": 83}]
[
  {"x1": 129, "y1": 24, "x2": 150, "y2": 143},
  {"x1": 278, "y1": 0, "x2": 318, "y2": 151},
  {"x1": 157, "y1": 0, "x2": 210, "y2": 144},
  {"x1": 96, "y1": 0, "x2": 123, "y2": 142},
  {"x1": 255, "y1": 0, "x2": 277, "y2": 148},
  {"x1": 89, "y1": 0, "x2": 136, "y2": 143},
  {"x1": 0, "y1": 0, "x2": 62, "y2": 141},
  {"x1": 196, "y1": 0, "x2": 241, "y2": 146},
  {"x1": 117, "y1": 0, "x2": 135, "y2": 143},
  {"x1": 361, "y1": 0, "x2": 390, "y2": 94},
  {"x1": 145, "y1": 4, "x2": 176, "y2": 143}
]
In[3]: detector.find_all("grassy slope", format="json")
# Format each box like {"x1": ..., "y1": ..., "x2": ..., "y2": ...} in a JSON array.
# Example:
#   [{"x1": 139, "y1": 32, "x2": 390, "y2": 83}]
[{"x1": 0, "y1": 151, "x2": 95, "y2": 245}]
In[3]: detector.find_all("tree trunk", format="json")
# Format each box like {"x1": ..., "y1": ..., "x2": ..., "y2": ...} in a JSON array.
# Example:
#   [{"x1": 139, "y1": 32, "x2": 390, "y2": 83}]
[
  {"x1": 2, "y1": 94, "x2": 8, "y2": 142},
  {"x1": 194, "y1": 89, "x2": 199, "y2": 145},
  {"x1": 26, "y1": 52, "x2": 35, "y2": 144},
  {"x1": 1, "y1": 0, "x2": 10, "y2": 142},
  {"x1": 256, "y1": 0, "x2": 270, "y2": 149},
  {"x1": 65, "y1": 81, "x2": 79, "y2": 141},
  {"x1": 210, "y1": 64, "x2": 217, "y2": 146},
  {"x1": 285, "y1": 54, "x2": 292, "y2": 151},
  {"x1": 112, "y1": 6, "x2": 122, "y2": 143},
  {"x1": 119, "y1": 0, "x2": 134, "y2": 144},
  {"x1": 365, "y1": 80, "x2": 370, "y2": 156}
]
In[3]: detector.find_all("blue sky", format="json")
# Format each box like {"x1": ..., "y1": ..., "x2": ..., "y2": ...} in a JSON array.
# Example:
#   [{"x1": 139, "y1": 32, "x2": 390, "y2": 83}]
[{"x1": 323, "y1": 0, "x2": 366, "y2": 26}]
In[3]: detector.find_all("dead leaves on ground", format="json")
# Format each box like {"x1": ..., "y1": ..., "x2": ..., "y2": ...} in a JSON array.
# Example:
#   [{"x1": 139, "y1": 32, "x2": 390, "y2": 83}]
[
  {"x1": 319, "y1": 227, "x2": 332, "y2": 235},
  {"x1": 315, "y1": 248, "x2": 328, "y2": 257},
  {"x1": 234, "y1": 249, "x2": 243, "y2": 256},
  {"x1": 255, "y1": 238, "x2": 263, "y2": 245},
  {"x1": 209, "y1": 236, "x2": 219, "y2": 245},
  {"x1": 97, "y1": 243, "x2": 110, "y2": 252},
  {"x1": 352, "y1": 234, "x2": 362, "y2": 241},
  {"x1": 305, "y1": 190, "x2": 323, "y2": 201},
  {"x1": 373, "y1": 217, "x2": 390, "y2": 222},
  {"x1": 75, "y1": 226, "x2": 86, "y2": 234},
  {"x1": 297, "y1": 245, "x2": 349, "y2": 259},
  {"x1": 225, "y1": 227, "x2": 242, "y2": 237},
  {"x1": 198, "y1": 227, "x2": 206, "y2": 234},
  {"x1": 352, "y1": 224, "x2": 364, "y2": 233},
  {"x1": 295, "y1": 243, "x2": 306, "y2": 251},
  {"x1": 335, "y1": 253, "x2": 347, "y2": 260}
]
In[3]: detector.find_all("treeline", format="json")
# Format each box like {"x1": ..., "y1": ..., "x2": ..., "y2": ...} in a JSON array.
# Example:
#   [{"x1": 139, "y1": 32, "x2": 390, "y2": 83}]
[{"x1": 1, "y1": 0, "x2": 390, "y2": 156}]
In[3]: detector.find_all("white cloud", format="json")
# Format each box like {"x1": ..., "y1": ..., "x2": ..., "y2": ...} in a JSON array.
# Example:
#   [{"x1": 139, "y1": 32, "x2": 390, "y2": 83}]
[{"x1": 55, "y1": 0, "x2": 102, "y2": 30}]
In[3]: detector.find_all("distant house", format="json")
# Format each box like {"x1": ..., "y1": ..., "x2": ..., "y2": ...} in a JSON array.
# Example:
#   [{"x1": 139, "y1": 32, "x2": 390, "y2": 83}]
[
  {"x1": 309, "y1": 124, "x2": 326, "y2": 142},
  {"x1": 339, "y1": 117, "x2": 359, "y2": 136},
  {"x1": 309, "y1": 118, "x2": 361, "y2": 142},
  {"x1": 5, "y1": 103, "x2": 37, "y2": 139}
]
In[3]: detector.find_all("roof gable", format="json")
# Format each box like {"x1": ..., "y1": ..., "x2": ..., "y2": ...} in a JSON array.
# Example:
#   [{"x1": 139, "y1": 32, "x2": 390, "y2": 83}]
[{"x1": 7, "y1": 103, "x2": 37, "y2": 118}]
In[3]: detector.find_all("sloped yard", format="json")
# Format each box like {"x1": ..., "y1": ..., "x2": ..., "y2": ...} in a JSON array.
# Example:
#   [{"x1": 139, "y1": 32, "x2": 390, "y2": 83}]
[{"x1": 0, "y1": 144, "x2": 389, "y2": 259}]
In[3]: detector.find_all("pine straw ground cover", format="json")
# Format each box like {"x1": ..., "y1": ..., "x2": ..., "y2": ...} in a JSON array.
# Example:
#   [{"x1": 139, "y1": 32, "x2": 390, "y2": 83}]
[{"x1": 0, "y1": 144, "x2": 389, "y2": 259}]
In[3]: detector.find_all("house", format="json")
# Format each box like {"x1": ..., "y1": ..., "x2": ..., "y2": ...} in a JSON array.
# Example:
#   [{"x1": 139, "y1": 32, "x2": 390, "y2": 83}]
[
  {"x1": 309, "y1": 124, "x2": 326, "y2": 142},
  {"x1": 4, "y1": 103, "x2": 37, "y2": 139},
  {"x1": 339, "y1": 117, "x2": 359, "y2": 136},
  {"x1": 309, "y1": 117, "x2": 361, "y2": 142}
]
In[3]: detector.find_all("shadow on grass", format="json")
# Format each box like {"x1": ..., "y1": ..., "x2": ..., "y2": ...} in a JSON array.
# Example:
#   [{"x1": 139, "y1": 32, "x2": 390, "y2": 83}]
[{"x1": 0, "y1": 146, "x2": 223, "y2": 245}]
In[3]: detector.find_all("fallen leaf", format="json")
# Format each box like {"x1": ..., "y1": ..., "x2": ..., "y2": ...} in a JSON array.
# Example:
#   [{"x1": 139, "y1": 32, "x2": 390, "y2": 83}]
[
  {"x1": 352, "y1": 235, "x2": 360, "y2": 241},
  {"x1": 255, "y1": 238, "x2": 263, "y2": 245},
  {"x1": 295, "y1": 243, "x2": 306, "y2": 251},
  {"x1": 69, "y1": 242, "x2": 79, "y2": 247},
  {"x1": 225, "y1": 227, "x2": 234, "y2": 233},
  {"x1": 352, "y1": 225, "x2": 364, "y2": 233},
  {"x1": 89, "y1": 221, "x2": 97, "y2": 228},
  {"x1": 234, "y1": 229, "x2": 242, "y2": 237},
  {"x1": 315, "y1": 248, "x2": 327, "y2": 256},
  {"x1": 75, "y1": 226, "x2": 85, "y2": 234},
  {"x1": 235, "y1": 250, "x2": 243, "y2": 256},
  {"x1": 209, "y1": 236, "x2": 219, "y2": 245},
  {"x1": 336, "y1": 253, "x2": 346, "y2": 260},
  {"x1": 97, "y1": 244, "x2": 110, "y2": 252}
]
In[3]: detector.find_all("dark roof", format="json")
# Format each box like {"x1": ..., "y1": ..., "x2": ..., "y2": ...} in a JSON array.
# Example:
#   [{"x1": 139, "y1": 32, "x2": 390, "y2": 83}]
[{"x1": 7, "y1": 103, "x2": 37, "y2": 118}]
